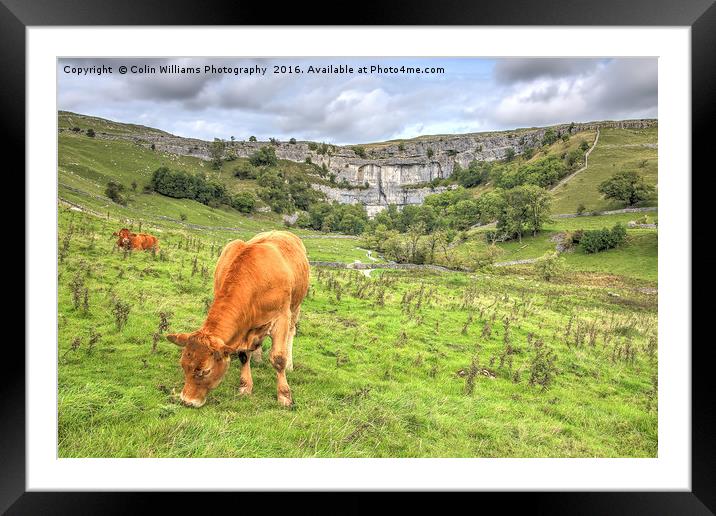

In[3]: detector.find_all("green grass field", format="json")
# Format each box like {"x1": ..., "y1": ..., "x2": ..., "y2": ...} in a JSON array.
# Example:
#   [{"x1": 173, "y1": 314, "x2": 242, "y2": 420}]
[
  {"x1": 57, "y1": 113, "x2": 658, "y2": 458},
  {"x1": 551, "y1": 127, "x2": 658, "y2": 214},
  {"x1": 58, "y1": 206, "x2": 657, "y2": 458}
]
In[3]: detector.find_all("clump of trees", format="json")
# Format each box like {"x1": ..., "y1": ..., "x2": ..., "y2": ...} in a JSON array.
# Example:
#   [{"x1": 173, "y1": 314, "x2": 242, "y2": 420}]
[
  {"x1": 150, "y1": 166, "x2": 254, "y2": 213},
  {"x1": 452, "y1": 161, "x2": 492, "y2": 188},
  {"x1": 255, "y1": 168, "x2": 323, "y2": 214},
  {"x1": 450, "y1": 148, "x2": 586, "y2": 191},
  {"x1": 598, "y1": 170, "x2": 655, "y2": 206},
  {"x1": 296, "y1": 202, "x2": 368, "y2": 235}
]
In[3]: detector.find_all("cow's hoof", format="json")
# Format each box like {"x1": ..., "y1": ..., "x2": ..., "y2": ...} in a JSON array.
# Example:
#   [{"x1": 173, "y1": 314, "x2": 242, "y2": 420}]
[
  {"x1": 277, "y1": 393, "x2": 293, "y2": 407},
  {"x1": 239, "y1": 385, "x2": 253, "y2": 396}
]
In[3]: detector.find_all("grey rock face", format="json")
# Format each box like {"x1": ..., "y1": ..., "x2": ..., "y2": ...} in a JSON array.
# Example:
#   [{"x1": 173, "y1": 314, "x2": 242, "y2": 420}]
[{"x1": 123, "y1": 119, "x2": 657, "y2": 216}]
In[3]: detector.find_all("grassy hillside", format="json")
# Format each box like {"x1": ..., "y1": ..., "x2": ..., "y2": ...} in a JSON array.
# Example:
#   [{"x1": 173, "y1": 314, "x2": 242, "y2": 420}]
[
  {"x1": 57, "y1": 112, "x2": 659, "y2": 458},
  {"x1": 58, "y1": 206, "x2": 657, "y2": 458},
  {"x1": 551, "y1": 127, "x2": 658, "y2": 214},
  {"x1": 58, "y1": 124, "x2": 327, "y2": 230}
]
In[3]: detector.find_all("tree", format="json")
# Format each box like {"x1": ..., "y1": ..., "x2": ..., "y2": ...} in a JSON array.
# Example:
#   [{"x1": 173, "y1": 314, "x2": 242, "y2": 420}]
[
  {"x1": 105, "y1": 180, "x2": 126, "y2": 205},
  {"x1": 598, "y1": 170, "x2": 655, "y2": 206},
  {"x1": 504, "y1": 147, "x2": 516, "y2": 162},
  {"x1": 447, "y1": 199, "x2": 481, "y2": 230},
  {"x1": 209, "y1": 138, "x2": 226, "y2": 170},
  {"x1": 542, "y1": 128, "x2": 558, "y2": 146},
  {"x1": 86, "y1": 128, "x2": 95, "y2": 138},
  {"x1": 498, "y1": 185, "x2": 551, "y2": 240},
  {"x1": 426, "y1": 148, "x2": 434, "y2": 159},
  {"x1": 249, "y1": 146, "x2": 278, "y2": 167},
  {"x1": 289, "y1": 138, "x2": 297, "y2": 144},
  {"x1": 249, "y1": 136, "x2": 257, "y2": 142}
]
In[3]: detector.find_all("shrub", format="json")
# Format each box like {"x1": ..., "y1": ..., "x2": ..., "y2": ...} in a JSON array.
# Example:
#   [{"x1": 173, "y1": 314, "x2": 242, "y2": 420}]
[
  {"x1": 565, "y1": 149, "x2": 584, "y2": 168},
  {"x1": 86, "y1": 128, "x2": 95, "y2": 137},
  {"x1": 426, "y1": 148, "x2": 434, "y2": 159},
  {"x1": 576, "y1": 203, "x2": 586, "y2": 215},
  {"x1": 398, "y1": 142, "x2": 405, "y2": 151},
  {"x1": 105, "y1": 180, "x2": 127, "y2": 205},
  {"x1": 580, "y1": 223, "x2": 627, "y2": 253},
  {"x1": 535, "y1": 251, "x2": 564, "y2": 281},
  {"x1": 233, "y1": 162, "x2": 258, "y2": 179},
  {"x1": 231, "y1": 192, "x2": 256, "y2": 213},
  {"x1": 249, "y1": 146, "x2": 278, "y2": 167},
  {"x1": 504, "y1": 148, "x2": 516, "y2": 162},
  {"x1": 289, "y1": 138, "x2": 297, "y2": 144},
  {"x1": 352, "y1": 146, "x2": 367, "y2": 158},
  {"x1": 579, "y1": 140, "x2": 590, "y2": 152}
]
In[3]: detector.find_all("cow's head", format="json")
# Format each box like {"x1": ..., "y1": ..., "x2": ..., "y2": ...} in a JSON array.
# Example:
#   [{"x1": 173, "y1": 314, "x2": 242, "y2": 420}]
[
  {"x1": 166, "y1": 331, "x2": 233, "y2": 407},
  {"x1": 115, "y1": 228, "x2": 133, "y2": 249}
]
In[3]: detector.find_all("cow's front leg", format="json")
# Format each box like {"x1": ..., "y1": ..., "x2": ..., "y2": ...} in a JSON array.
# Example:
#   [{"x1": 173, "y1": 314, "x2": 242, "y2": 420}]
[
  {"x1": 237, "y1": 351, "x2": 253, "y2": 395},
  {"x1": 269, "y1": 313, "x2": 293, "y2": 407}
]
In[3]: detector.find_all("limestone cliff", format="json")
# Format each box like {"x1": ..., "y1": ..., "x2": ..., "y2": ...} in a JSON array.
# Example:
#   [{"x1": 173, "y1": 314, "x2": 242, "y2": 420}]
[{"x1": 134, "y1": 118, "x2": 658, "y2": 215}]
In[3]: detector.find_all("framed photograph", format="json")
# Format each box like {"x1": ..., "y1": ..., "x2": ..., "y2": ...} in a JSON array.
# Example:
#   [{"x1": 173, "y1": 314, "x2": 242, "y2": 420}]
[{"x1": 9, "y1": 0, "x2": 712, "y2": 512}]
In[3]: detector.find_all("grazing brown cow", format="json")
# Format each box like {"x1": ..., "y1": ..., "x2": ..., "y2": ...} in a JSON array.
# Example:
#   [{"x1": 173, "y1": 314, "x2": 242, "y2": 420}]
[
  {"x1": 113, "y1": 228, "x2": 159, "y2": 251},
  {"x1": 166, "y1": 230, "x2": 310, "y2": 408}
]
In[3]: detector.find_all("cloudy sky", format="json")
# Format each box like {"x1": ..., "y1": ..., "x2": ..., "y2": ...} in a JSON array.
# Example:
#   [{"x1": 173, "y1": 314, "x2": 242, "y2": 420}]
[{"x1": 58, "y1": 57, "x2": 657, "y2": 144}]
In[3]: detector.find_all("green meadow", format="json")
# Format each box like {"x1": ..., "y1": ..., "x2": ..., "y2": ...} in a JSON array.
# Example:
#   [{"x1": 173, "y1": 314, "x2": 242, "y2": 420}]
[{"x1": 57, "y1": 113, "x2": 658, "y2": 458}]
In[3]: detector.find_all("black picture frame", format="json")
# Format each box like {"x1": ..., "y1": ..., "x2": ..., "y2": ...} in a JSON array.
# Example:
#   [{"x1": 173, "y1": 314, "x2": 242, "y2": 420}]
[{"x1": 6, "y1": 0, "x2": 712, "y2": 513}]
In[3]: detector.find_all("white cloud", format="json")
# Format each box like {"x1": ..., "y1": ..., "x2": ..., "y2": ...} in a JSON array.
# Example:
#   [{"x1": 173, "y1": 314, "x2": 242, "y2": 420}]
[{"x1": 58, "y1": 57, "x2": 657, "y2": 143}]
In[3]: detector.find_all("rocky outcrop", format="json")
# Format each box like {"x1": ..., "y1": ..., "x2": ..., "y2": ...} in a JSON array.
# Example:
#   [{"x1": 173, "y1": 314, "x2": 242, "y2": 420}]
[{"x1": 118, "y1": 118, "x2": 658, "y2": 216}]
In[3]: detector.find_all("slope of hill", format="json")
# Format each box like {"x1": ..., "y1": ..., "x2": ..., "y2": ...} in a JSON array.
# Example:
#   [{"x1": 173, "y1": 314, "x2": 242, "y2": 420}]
[
  {"x1": 59, "y1": 111, "x2": 657, "y2": 216},
  {"x1": 551, "y1": 126, "x2": 658, "y2": 214}
]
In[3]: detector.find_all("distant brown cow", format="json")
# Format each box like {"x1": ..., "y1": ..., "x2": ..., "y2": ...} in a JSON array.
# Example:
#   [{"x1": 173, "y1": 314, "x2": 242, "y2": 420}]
[
  {"x1": 166, "y1": 230, "x2": 310, "y2": 408},
  {"x1": 113, "y1": 228, "x2": 159, "y2": 251}
]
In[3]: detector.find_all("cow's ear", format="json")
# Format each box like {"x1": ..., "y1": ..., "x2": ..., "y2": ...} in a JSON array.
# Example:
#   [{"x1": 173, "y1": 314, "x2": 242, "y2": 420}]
[{"x1": 166, "y1": 333, "x2": 190, "y2": 347}]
